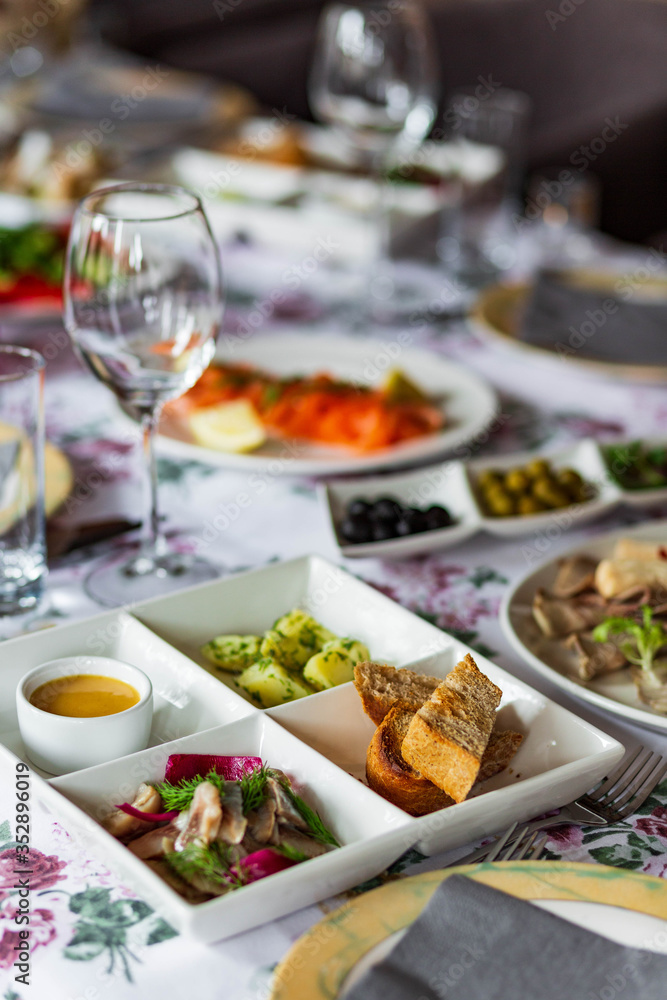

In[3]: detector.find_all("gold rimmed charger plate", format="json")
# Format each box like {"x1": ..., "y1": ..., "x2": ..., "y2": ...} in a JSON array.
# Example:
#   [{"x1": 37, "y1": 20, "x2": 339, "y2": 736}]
[
  {"x1": 470, "y1": 272, "x2": 667, "y2": 383},
  {"x1": 271, "y1": 862, "x2": 667, "y2": 1000}
]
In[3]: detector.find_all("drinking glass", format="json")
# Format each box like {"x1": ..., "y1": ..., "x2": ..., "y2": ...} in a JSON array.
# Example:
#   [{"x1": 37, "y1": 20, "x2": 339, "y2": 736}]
[
  {"x1": 309, "y1": 0, "x2": 438, "y2": 316},
  {"x1": 0, "y1": 346, "x2": 46, "y2": 618},
  {"x1": 64, "y1": 182, "x2": 223, "y2": 607}
]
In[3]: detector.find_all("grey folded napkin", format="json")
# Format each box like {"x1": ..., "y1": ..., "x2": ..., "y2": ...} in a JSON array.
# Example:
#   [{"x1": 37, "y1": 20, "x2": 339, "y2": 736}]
[
  {"x1": 344, "y1": 875, "x2": 667, "y2": 1000},
  {"x1": 520, "y1": 271, "x2": 667, "y2": 366}
]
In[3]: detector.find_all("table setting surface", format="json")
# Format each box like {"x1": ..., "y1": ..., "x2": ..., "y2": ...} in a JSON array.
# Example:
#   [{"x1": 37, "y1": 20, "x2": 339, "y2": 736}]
[{"x1": 3, "y1": 236, "x2": 667, "y2": 999}]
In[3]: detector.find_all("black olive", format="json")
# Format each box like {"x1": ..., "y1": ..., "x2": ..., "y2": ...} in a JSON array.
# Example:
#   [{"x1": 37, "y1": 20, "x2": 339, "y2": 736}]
[
  {"x1": 340, "y1": 517, "x2": 373, "y2": 544},
  {"x1": 372, "y1": 519, "x2": 399, "y2": 541},
  {"x1": 372, "y1": 496, "x2": 403, "y2": 521},
  {"x1": 424, "y1": 505, "x2": 454, "y2": 530},
  {"x1": 347, "y1": 498, "x2": 372, "y2": 518}
]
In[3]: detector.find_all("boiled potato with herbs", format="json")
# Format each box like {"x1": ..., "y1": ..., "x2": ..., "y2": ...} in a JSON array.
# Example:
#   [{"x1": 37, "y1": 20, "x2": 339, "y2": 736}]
[
  {"x1": 260, "y1": 609, "x2": 336, "y2": 668},
  {"x1": 303, "y1": 638, "x2": 370, "y2": 691},
  {"x1": 200, "y1": 634, "x2": 262, "y2": 673},
  {"x1": 235, "y1": 657, "x2": 313, "y2": 707}
]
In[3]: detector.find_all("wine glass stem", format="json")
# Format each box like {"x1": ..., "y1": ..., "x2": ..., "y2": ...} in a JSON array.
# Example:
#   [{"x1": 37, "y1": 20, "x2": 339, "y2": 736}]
[{"x1": 140, "y1": 405, "x2": 166, "y2": 558}]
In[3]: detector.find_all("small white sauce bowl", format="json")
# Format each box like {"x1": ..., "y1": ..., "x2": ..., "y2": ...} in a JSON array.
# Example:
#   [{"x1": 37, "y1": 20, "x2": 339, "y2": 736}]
[{"x1": 16, "y1": 655, "x2": 153, "y2": 775}]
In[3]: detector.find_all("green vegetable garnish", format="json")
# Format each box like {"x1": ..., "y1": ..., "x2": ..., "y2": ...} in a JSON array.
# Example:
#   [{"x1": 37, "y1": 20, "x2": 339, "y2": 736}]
[
  {"x1": 278, "y1": 778, "x2": 340, "y2": 847},
  {"x1": 240, "y1": 765, "x2": 271, "y2": 814},
  {"x1": 153, "y1": 769, "x2": 227, "y2": 813},
  {"x1": 165, "y1": 840, "x2": 245, "y2": 888},
  {"x1": 593, "y1": 605, "x2": 667, "y2": 674}
]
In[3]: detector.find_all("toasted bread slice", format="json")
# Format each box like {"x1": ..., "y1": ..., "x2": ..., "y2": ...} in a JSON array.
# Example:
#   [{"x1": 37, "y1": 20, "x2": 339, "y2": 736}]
[
  {"x1": 402, "y1": 654, "x2": 502, "y2": 803},
  {"x1": 366, "y1": 702, "x2": 453, "y2": 816},
  {"x1": 367, "y1": 701, "x2": 523, "y2": 814},
  {"x1": 354, "y1": 661, "x2": 440, "y2": 725}
]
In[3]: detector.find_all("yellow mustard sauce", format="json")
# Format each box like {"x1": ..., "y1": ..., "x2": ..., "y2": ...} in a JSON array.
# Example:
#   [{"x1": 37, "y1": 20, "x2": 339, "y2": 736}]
[{"x1": 30, "y1": 674, "x2": 140, "y2": 718}]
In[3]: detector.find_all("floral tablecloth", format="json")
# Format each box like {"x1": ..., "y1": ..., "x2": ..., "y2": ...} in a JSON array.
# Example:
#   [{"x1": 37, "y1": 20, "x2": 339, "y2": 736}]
[{"x1": 3, "y1": 244, "x2": 667, "y2": 1000}]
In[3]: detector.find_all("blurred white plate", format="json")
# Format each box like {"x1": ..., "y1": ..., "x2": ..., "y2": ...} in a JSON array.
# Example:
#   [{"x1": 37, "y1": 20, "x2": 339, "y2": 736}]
[
  {"x1": 154, "y1": 333, "x2": 499, "y2": 476},
  {"x1": 501, "y1": 519, "x2": 667, "y2": 732}
]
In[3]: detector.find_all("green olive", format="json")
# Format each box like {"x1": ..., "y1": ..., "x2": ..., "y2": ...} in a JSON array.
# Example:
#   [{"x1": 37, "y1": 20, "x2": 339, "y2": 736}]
[
  {"x1": 504, "y1": 468, "x2": 531, "y2": 495},
  {"x1": 557, "y1": 468, "x2": 584, "y2": 491},
  {"x1": 478, "y1": 470, "x2": 503, "y2": 491},
  {"x1": 524, "y1": 459, "x2": 551, "y2": 480},
  {"x1": 532, "y1": 478, "x2": 571, "y2": 508},
  {"x1": 517, "y1": 495, "x2": 547, "y2": 515},
  {"x1": 484, "y1": 487, "x2": 516, "y2": 517}
]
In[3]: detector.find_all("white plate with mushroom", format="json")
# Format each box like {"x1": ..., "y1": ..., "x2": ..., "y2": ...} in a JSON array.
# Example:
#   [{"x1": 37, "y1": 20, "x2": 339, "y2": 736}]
[{"x1": 501, "y1": 519, "x2": 667, "y2": 732}]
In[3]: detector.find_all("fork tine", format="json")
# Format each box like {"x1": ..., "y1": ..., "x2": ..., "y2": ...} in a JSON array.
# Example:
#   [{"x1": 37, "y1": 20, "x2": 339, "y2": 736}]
[
  {"x1": 484, "y1": 822, "x2": 518, "y2": 863},
  {"x1": 613, "y1": 758, "x2": 667, "y2": 820},
  {"x1": 598, "y1": 752, "x2": 663, "y2": 810},
  {"x1": 529, "y1": 833, "x2": 549, "y2": 860},
  {"x1": 507, "y1": 830, "x2": 538, "y2": 861},
  {"x1": 582, "y1": 747, "x2": 651, "y2": 804}
]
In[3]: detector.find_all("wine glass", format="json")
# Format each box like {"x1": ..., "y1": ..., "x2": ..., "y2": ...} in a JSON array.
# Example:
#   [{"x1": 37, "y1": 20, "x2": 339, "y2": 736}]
[
  {"x1": 309, "y1": 0, "x2": 438, "y2": 316},
  {"x1": 63, "y1": 182, "x2": 223, "y2": 607}
]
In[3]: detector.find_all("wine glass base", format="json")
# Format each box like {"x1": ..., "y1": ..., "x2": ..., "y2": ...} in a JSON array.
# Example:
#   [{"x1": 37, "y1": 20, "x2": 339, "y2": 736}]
[{"x1": 83, "y1": 545, "x2": 221, "y2": 608}]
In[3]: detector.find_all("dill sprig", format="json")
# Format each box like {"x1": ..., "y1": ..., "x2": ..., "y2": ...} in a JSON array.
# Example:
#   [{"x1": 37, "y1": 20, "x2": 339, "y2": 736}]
[
  {"x1": 274, "y1": 843, "x2": 309, "y2": 862},
  {"x1": 153, "y1": 769, "x2": 227, "y2": 814},
  {"x1": 279, "y1": 780, "x2": 340, "y2": 847},
  {"x1": 240, "y1": 765, "x2": 271, "y2": 814},
  {"x1": 165, "y1": 841, "x2": 245, "y2": 888}
]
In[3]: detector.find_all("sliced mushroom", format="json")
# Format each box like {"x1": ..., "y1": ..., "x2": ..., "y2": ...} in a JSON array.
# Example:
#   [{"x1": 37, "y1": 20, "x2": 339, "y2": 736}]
[
  {"x1": 552, "y1": 557, "x2": 597, "y2": 598},
  {"x1": 532, "y1": 589, "x2": 608, "y2": 638},
  {"x1": 564, "y1": 632, "x2": 626, "y2": 681}
]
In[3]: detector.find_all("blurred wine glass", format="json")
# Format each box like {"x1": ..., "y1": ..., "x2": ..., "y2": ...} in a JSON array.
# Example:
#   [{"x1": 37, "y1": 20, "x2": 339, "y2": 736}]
[
  {"x1": 64, "y1": 182, "x2": 223, "y2": 606},
  {"x1": 309, "y1": 0, "x2": 438, "y2": 316}
]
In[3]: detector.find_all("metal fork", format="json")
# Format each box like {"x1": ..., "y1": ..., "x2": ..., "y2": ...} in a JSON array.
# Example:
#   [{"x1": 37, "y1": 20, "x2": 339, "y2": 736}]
[{"x1": 453, "y1": 745, "x2": 667, "y2": 867}]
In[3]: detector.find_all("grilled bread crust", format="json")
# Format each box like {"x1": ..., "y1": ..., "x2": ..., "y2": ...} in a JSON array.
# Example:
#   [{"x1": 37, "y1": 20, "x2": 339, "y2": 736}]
[{"x1": 354, "y1": 661, "x2": 440, "y2": 725}]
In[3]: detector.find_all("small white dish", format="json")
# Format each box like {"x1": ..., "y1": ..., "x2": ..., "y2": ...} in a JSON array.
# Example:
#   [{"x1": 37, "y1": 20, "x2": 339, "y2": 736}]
[
  {"x1": 501, "y1": 518, "x2": 667, "y2": 733},
  {"x1": 599, "y1": 436, "x2": 667, "y2": 507},
  {"x1": 466, "y1": 438, "x2": 622, "y2": 538},
  {"x1": 16, "y1": 655, "x2": 153, "y2": 775},
  {"x1": 320, "y1": 460, "x2": 480, "y2": 559},
  {"x1": 2, "y1": 611, "x2": 254, "y2": 775}
]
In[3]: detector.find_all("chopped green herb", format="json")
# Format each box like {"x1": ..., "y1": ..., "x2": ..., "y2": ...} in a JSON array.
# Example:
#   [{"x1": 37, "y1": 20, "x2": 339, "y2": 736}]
[
  {"x1": 165, "y1": 840, "x2": 245, "y2": 888},
  {"x1": 240, "y1": 765, "x2": 271, "y2": 814},
  {"x1": 593, "y1": 605, "x2": 667, "y2": 674},
  {"x1": 153, "y1": 769, "x2": 226, "y2": 813}
]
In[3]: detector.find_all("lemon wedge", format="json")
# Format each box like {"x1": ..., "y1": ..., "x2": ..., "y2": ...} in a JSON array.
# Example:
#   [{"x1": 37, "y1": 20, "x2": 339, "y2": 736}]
[
  {"x1": 188, "y1": 400, "x2": 267, "y2": 453},
  {"x1": 382, "y1": 368, "x2": 429, "y2": 404}
]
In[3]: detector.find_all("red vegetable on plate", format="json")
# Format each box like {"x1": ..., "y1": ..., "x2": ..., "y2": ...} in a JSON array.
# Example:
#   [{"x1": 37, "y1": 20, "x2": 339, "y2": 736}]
[{"x1": 164, "y1": 753, "x2": 263, "y2": 784}]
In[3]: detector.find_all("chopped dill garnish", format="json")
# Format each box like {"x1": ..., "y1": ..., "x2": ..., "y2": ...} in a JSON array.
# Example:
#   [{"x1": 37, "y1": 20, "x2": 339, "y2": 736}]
[
  {"x1": 165, "y1": 840, "x2": 245, "y2": 888},
  {"x1": 275, "y1": 843, "x2": 309, "y2": 862},
  {"x1": 240, "y1": 765, "x2": 271, "y2": 815},
  {"x1": 279, "y1": 779, "x2": 340, "y2": 847},
  {"x1": 153, "y1": 769, "x2": 227, "y2": 813}
]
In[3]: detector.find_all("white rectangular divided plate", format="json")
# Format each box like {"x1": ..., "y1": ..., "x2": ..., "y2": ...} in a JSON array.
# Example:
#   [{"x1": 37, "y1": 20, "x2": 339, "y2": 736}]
[{"x1": 0, "y1": 555, "x2": 623, "y2": 940}]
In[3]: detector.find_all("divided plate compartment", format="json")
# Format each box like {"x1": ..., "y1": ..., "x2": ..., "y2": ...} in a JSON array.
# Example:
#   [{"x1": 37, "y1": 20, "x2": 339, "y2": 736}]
[
  {"x1": 1, "y1": 554, "x2": 624, "y2": 940},
  {"x1": 0, "y1": 610, "x2": 254, "y2": 775},
  {"x1": 319, "y1": 460, "x2": 479, "y2": 559},
  {"x1": 501, "y1": 518, "x2": 667, "y2": 734},
  {"x1": 465, "y1": 438, "x2": 622, "y2": 538}
]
